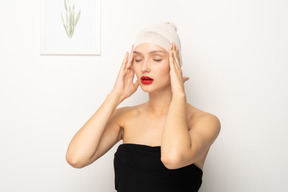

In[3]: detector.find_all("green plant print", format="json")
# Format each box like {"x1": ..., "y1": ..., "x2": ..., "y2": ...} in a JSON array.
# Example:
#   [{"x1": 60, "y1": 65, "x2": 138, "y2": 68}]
[{"x1": 60, "y1": 0, "x2": 81, "y2": 38}]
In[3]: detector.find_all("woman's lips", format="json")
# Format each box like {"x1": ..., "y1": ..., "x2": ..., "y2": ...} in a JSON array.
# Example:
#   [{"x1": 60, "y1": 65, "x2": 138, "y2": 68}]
[{"x1": 141, "y1": 76, "x2": 154, "y2": 84}]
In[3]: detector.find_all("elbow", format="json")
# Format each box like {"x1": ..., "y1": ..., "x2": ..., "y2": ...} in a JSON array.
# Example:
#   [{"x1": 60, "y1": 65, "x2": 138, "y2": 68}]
[
  {"x1": 65, "y1": 153, "x2": 86, "y2": 169},
  {"x1": 161, "y1": 155, "x2": 182, "y2": 170}
]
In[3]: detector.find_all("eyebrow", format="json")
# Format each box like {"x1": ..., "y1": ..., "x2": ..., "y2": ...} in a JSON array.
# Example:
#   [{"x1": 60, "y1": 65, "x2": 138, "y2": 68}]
[{"x1": 133, "y1": 50, "x2": 166, "y2": 55}]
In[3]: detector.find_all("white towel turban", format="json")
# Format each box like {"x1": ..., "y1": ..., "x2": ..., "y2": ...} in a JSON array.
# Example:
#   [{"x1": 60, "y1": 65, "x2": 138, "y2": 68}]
[{"x1": 133, "y1": 22, "x2": 183, "y2": 66}]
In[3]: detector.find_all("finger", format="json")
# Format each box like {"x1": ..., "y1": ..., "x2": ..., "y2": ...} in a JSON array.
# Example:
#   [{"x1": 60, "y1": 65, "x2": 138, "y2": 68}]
[
  {"x1": 169, "y1": 47, "x2": 175, "y2": 70},
  {"x1": 169, "y1": 43, "x2": 176, "y2": 68},
  {"x1": 172, "y1": 43, "x2": 179, "y2": 57},
  {"x1": 171, "y1": 50, "x2": 180, "y2": 70},
  {"x1": 133, "y1": 79, "x2": 140, "y2": 89},
  {"x1": 172, "y1": 52, "x2": 177, "y2": 67},
  {"x1": 120, "y1": 52, "x2": 128, "y2": 71},
  {"x1": 169, "y1": 43, "x2": 178, "y2": 68},
  {"x1": 175, "y1": 45, "x2": 179, "y2": 57},
  {"x1": 173, "y1": 44, "x2": 181, "y2": 69},
  {"x1": 183, "y1": 77, "x2": 189, "y2": 83},
  {"x1": 126, "y1": 44, "x2": 134, "y2": 69},
  {"x1": 176, "y1": 47, "x2": 180, "y2": 64},
  {"x1": 126, "y1": 72, "x2": 134, "y2": 84}
]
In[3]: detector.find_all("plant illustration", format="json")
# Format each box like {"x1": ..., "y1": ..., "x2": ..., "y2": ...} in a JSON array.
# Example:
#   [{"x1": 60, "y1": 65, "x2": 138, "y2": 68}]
[{"x1": 60, "y1": 0, "x2": 81, "y2": 38}]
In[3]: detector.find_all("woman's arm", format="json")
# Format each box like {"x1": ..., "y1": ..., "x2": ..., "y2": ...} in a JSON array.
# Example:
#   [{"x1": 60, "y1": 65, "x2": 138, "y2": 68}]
[
  {"x1": 66, "y1": 92, "x2": 122, "y2": 168},
  {"x1": 161, "y1": 95, "x2": 220, "y2": 169},
  {"x1": 160, "y1": 43, "x2": 220, "y2": 169},
  {"x1": 66, "y1": 45, "x2": 138, "y2": 168}
]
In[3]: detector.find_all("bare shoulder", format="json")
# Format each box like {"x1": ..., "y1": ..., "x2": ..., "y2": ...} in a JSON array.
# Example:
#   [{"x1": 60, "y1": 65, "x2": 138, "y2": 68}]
[
  {"x1": 114, "y1": 103, "x2": 145, "y2": 127},
  {"x1": 186, "y1": 103, "x2": 221, "y2": 135}
]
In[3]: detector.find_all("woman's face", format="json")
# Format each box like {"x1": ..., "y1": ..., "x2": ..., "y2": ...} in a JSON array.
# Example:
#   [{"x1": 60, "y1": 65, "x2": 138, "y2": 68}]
[{"x1": 132, "y1": 43, "x2": 170, "y2": 93}]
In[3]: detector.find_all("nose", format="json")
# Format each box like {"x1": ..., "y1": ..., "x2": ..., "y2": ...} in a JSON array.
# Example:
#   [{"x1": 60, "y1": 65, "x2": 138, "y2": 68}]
[{"x1": 141, "y1": 59, "x2": 150, "y2": 73}]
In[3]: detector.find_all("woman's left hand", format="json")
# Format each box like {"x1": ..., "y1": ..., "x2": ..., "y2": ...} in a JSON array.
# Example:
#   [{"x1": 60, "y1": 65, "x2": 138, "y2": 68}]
[{"x1": 168, "y1": 42, "x2": 189, "y2": 96}]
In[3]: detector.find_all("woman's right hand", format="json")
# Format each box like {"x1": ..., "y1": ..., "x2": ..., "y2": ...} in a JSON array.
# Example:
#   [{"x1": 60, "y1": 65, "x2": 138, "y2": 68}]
[{"x1": 111, "y1": 44, "x2": 139, "y2": 103}]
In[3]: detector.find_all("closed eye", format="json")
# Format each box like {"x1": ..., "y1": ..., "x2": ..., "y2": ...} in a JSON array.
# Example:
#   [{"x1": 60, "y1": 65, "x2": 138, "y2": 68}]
[{"x1": 134, "y1": 59, "x2": 162, "y2": 62}]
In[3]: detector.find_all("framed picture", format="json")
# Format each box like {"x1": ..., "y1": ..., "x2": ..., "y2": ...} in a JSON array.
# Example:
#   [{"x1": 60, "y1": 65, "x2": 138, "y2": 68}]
[{"x1": 40, "y1": 0, "x2": 101, "y2": 55}]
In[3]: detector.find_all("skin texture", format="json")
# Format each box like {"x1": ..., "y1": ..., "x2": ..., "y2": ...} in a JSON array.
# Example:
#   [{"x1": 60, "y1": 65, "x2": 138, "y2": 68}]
[{"x1": 66, "y1": 42, "x2": 221, "y2": 171}]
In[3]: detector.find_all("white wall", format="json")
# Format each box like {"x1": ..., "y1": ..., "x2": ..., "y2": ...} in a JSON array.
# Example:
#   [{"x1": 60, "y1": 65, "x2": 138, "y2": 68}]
[{"x1": 1, "y1": 0, "x2": 287, "y2": 191}]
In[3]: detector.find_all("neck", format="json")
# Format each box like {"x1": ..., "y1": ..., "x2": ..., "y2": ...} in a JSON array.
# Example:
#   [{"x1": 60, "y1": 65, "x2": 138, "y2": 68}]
[{"x1": 145, "y1": 86, "x2": 173, "y2": 116}]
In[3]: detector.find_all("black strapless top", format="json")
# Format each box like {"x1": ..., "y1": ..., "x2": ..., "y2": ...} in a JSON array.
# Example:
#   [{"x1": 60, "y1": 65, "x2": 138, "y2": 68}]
[{"x1": 113, "y1": 143, "x2": 203, "y2": 192}]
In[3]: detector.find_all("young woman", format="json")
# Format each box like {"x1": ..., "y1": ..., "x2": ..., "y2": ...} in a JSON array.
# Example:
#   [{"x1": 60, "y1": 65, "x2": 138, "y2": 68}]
[{"x1": 66, "y1": 22, "x2": 221, "y2": 192}]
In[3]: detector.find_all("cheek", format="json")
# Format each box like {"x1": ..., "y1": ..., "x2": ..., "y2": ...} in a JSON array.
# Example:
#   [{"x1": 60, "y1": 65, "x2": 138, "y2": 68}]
[
  {"x1": 162, "y1": 61, "x2": 171, "y2": 75},
  {"x1": 157, "y1": 62, "x2": 171, "y2": 80}
]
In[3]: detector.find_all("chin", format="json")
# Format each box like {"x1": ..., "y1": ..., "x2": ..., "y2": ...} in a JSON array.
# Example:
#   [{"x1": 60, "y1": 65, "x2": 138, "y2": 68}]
[
  {"x1": 140, "y1": 84, "x2": 170, "y2": 94},
  {"x1": 140, "y1": 85, "x2": 154, "y2": 93}
]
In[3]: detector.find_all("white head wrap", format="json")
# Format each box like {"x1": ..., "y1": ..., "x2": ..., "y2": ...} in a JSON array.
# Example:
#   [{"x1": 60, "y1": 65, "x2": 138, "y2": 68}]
[{"x1": 133, "y1": 22, "x2": 183, "y2": 66}]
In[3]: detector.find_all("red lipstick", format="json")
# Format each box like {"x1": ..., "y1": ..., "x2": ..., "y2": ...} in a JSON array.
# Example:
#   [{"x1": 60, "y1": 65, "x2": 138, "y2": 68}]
[{"x1": 141, "y1": 76, "x2": 154, "y2": 85}]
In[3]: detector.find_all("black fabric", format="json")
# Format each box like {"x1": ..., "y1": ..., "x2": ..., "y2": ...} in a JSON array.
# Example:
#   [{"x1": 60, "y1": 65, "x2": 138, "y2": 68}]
[{"x1": 113, "y1": 143, "x2": 203, "y2": 192}]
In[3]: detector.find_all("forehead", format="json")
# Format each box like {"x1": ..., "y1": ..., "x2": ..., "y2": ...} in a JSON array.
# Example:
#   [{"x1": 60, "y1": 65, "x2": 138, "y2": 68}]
[{"x1": 133, "y1": 43, "x2": 167, "y2": 55}]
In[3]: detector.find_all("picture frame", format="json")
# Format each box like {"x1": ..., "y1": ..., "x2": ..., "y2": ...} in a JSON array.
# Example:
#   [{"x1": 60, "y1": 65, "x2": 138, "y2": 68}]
[{"x1": 40, "y1": 0, "x2": 101, "y2": 55}]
